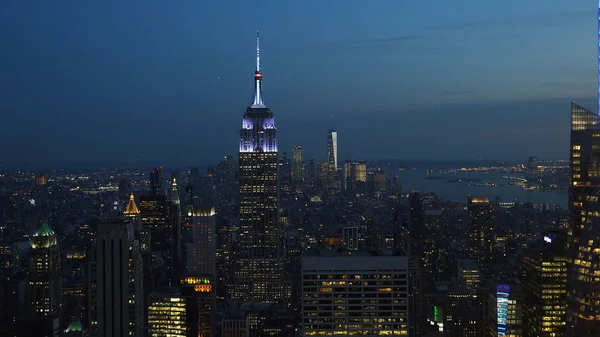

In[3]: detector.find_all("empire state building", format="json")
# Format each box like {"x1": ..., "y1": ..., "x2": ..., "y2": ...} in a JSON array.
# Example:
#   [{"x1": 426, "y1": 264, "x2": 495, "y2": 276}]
[{"x1": 234, "y1": 32, "x2": 284, "y2": 304}]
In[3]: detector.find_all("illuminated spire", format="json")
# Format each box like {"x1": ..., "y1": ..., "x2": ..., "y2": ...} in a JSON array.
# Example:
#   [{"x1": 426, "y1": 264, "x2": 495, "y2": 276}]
[
  {"x1": 171, "y1": 178, "x2": 180, "y2": 206},
  {"x1": 124, "y1": 192, "x2": 140, "y2": 215},
  {"x1": 251, "y1": 30, "x2": 265, "y2": 108},
  {"x1": 256, "y1": 30, "x2": 260, "y2": 72}
]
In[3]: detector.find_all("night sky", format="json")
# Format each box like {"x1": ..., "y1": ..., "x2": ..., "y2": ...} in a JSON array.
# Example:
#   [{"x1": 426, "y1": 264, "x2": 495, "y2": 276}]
[{"x1": 0, "y1": 1, "x2": 596, "y2": 168}]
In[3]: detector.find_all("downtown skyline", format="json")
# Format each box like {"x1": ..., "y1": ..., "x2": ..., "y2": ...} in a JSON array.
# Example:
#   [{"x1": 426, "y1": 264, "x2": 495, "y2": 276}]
[{"x1": 0, "y1": 0, "x2": 596, "y2": 167}]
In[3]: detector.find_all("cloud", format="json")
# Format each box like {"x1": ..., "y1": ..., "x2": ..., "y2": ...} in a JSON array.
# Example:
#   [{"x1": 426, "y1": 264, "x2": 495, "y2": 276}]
[
  {"x1": 323, "y1": 8, "x2": 592, "y2": 49},
  {"x1": 440, "y1": 90, "x2": 473, "y2": 96},
  {"x1": 431, "y1": 9, "x2": 590, "y2": 32}
]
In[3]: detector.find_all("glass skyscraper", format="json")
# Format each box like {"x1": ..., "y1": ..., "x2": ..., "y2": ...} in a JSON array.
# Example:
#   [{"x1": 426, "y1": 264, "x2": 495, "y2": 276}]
[{"x1": 567, "y1": 101, "x2": 600, "y2": 334}]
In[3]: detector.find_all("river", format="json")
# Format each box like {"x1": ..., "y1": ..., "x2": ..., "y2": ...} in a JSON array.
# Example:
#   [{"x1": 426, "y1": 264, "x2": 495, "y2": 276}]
[{"x1": 394, "y1": 169, "x2": 567, "y2": 208}]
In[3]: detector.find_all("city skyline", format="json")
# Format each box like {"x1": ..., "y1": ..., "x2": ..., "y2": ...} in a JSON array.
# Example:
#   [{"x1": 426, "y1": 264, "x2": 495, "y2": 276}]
[{"x1": 0, "y1": 1, "x2": 596, "y2": 167}]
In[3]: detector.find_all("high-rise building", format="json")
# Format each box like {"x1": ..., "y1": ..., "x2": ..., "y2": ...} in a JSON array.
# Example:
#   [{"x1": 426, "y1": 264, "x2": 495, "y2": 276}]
[
  {"x1": 327, "y1": 127, "x2": 338, "y2": 176},
  {"x1": 354, "y1": 161, "x2": 367, "y2": 183},
  {"x1": 457, "y1": 259, "x2": 481, "y2": 293},
  {"x1": 147, "y1": 291, "x2": 189, "y2": 337},
  {"x1": 28, "y1": 223, "x2": 61, "y2": 318},
  {"x1": 467, "y1": 196, "x2": 494, "y2": 275},
  {"x1": 522, "y1": 233, "x2": 567, "y2": 337},
  {"x1": 21, "y1": 223, "x2": 62, "y2": 337},
  {"x1": 187, "y1": 207, "x2": 216, "y2": 279},
  {"x1": 139, "y1": 192, "x2": 178, "y2": 286},
  {"x1": 291, "y1": 145, "x2": 304, "y2": 183},
  {"x1": 181, "y1": 275, "x2": 216, "y2": 337},
  {"x1": 235, "y1": 32, "x2": 284, "y2": 304},
  {"x1": 301, "y1": 249, "x2": 409, "y2": 336},
  {"x1": 90, "y1": 218, "x2": 143, "y2": 337},
  {"x1": 484, "y1": 281, "x2": 523, "y2": 337},
  {"x1": 150, "y1": 167, "x2": 163, "y2": 196},
  {"x1": 567, "y1": 101, "x2": 600, "y2": 333}
]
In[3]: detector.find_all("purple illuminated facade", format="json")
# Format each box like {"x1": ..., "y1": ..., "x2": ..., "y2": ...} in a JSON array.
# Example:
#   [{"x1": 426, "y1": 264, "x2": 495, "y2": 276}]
[{"x1": 234, "y1": 32, "x2": 284, "y2": 304}]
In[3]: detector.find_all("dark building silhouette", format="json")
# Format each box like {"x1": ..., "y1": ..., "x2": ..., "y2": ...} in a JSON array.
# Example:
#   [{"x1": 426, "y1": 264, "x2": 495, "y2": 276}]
[
  {"x1": 467, "y1": 196, "x2": 494, "y2": 276},
  {"x1": 150, "y1": 167, "x2": 162, "y2": 196},
  {"x1": 89, "y1": 218, "x2": 143, "y2": 337}
]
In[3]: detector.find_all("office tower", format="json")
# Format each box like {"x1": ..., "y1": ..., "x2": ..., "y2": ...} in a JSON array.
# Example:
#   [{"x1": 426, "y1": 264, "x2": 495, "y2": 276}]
[
  {"x1": 20, "y1": 223, "x2": 61, "y2": 337},
  {"x1": 523, "y1": 234, "x2": 567, "y2": 337},
  {"x1": 406, "y1": 191, "x2": 426, "y2": 337},
  {"x1": 467, "y1": 196, "x2": 494, "y2": 275},
  {"x1": 457, "y1": 259, "x2": 481, "y2": 293},
  {"x1": 235, "y1": 32, "x2": 284, "y2": 304},
  {"x1": 291, "y1": 145, "x2": 304, "y2": 183},
  {"x1": 118, "y1": 178, "x2": 132, "y2": 205},
  {"x1": 484, "y1": 281, "x2": 523, "y2": 337},
  {"x1": 302, "y1": 249, "x2": 409, "y2": 336},
  {"x1": 139, "y1": 192, "x2": 176, "y2": 286},
  {"x1": 391, "y1": 175, "x2": 402, "y2": 197},
  {"x1": 147, "y1": 292, "x2": 189, "y2": 337},
  {"x1": 150, "y1": 167, "x2": 163, "y2": 195},
  {"x1": 354, "y1": 161, "x2": 367, "y2": 183},
  {"x1": 216, "y1": 155, "x2": 238, "y2": 202},
  {"x1": 90, "y1": 218, "x2": 143, "y2": 337},
  {"x1": 28, "y1": 223, "x2": 61, "y2": 317},
  {"x1": 181, "y1": 275, "x2": 216, "y2": 337},
  {"x1": 567, "y1": 101, "x2": 600, "y2": 334},
  {"x1": 187, "y1": 207, "x2": 216, "y2": 278},
  {"x1": 317, "y1": 161, "x2": 329, "y2": 185},
  {"x1": 327, "y1": 127, "x2": 338, "y2": 176},
  {"x1": 342, "y1": 226, "x2": 359, "y2": 250},
  {"x1": 343, "y1": 160, "x2": 352, "y2": 190},
  {"x1": 408, "y1": 191, "x2": 424, "y2": 255},
  {"x1": 373, "y1": 169, "x2": 387, "y2": 193},
  {"x1": 0, "y1": 240, "x2": 20, "y2": 335},
  {"x1": 307, "y1": 159, "x2": 317, "y2": 184},
  {"x1": 169, "y1": 178, "x2": 182, "y2": 284}
]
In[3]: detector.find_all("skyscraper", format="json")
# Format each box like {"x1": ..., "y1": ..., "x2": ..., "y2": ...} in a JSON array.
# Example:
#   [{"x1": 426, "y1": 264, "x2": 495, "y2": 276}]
[
  {"x1": 90, "y1": 218, "x2": 143, "y2": 337},
  {"x1": 291, "y1": 145, "x2": 304, "y2": 183},
  {"x1": 187, "y1": 207, "x2": 216, "y2": 279},
  {"x1": 327, "y1": 126, "x2": 338, "y2": 178},
  {"x1": 567, "y1": 102, "x2": 600, "y2": 333},
  {"x1": 467, "y1": 196, "x2": 494, "y2": 276},
  {"x1": 150, "y1": 167, "x2": 163, "y2": 196},
  {"x1": 28, "y1": 223, "x2": 61, "y2": 318},
  {"x1": 522, "y1": 233, "x2": 567, "y2": 337},
  {"x1": 235, "y1": 32, "x2": 284, "y2": 304}
]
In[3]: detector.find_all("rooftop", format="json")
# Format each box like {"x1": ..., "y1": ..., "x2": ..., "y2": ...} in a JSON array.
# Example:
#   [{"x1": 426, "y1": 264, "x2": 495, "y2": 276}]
[{"x1": 33, "y1": 223, "x2": 55, "y2": 237}]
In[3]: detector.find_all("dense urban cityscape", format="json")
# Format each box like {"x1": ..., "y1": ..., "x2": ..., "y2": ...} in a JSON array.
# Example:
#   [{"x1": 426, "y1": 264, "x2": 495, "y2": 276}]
[{"x1": 0, "y1": 1, "x2": 598, "y2": 337}]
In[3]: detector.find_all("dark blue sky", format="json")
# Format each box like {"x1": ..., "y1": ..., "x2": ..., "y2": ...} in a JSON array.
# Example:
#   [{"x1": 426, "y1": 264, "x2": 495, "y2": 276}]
[{"x1": 0, "y1": 1, "x2": 596, "y2": 167}]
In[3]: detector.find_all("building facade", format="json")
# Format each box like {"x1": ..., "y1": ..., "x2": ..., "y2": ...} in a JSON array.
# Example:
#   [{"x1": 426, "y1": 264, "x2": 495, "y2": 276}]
[
  {"x1": 234, "y1": 32, "x2": 284, "y2": 304},
  {"x1": 90, "y1": 218, "x2": 143, "y2": 337},
  {"x1": 567, "y1": 102, "x2": 600, "y2": 333},
  {"x1": 301, "y1": 250, "x2": 409, "y2": 336}
]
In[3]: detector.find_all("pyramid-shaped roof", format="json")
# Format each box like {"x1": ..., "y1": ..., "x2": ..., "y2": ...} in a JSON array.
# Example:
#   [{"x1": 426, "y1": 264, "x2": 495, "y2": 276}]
[
  {"x1": 65, "y1": 319, "x2": 84, "y2": 332},
  {"x1": 124, "y1": 192, "x2": 140, "y2": 215},
  {"x1": 33, "y1": 223, "x2": 55, "y2": 237}
]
